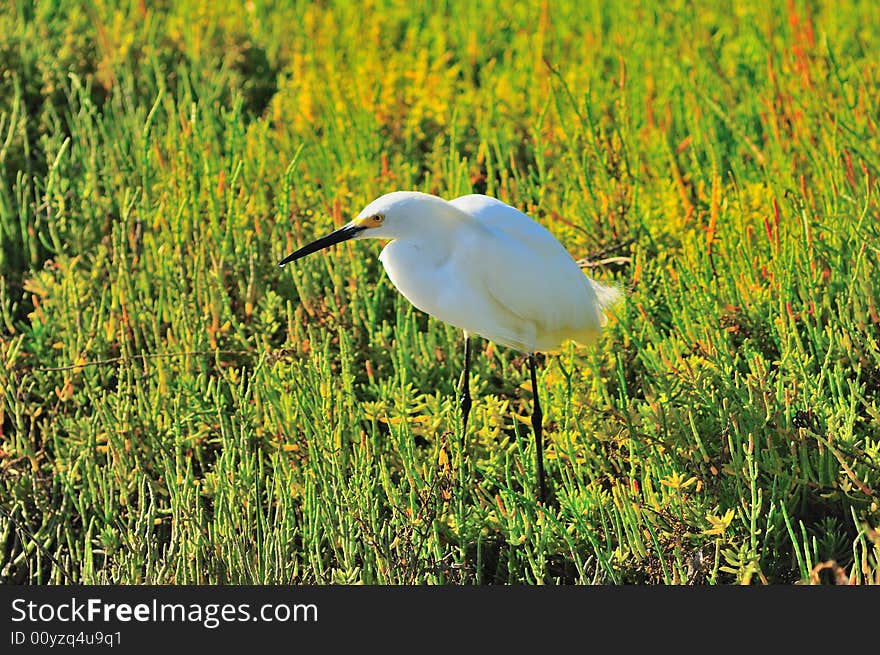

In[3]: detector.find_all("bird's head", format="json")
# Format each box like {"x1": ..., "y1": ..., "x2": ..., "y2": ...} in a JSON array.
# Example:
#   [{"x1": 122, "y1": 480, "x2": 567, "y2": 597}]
[{"x1": 278, "y1": 191, "x2": 444, "y2": 267}]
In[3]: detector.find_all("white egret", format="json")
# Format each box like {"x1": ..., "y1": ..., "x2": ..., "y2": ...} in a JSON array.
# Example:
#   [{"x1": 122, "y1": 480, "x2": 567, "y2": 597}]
[{"x1": 279, "y1": 191, "x2": 621, "y2": 503}]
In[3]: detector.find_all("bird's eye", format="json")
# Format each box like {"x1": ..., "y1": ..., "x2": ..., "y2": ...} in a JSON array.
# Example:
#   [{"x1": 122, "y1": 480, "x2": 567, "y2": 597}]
[{"x1": 373, "y1": 214, "x2": 384, "y2": 224}]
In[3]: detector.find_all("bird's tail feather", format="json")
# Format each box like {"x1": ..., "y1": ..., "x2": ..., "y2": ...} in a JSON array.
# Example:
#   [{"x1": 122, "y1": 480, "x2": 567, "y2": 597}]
[{"x1": 589, "y1": 278, "x2": 623, "y2": 326}]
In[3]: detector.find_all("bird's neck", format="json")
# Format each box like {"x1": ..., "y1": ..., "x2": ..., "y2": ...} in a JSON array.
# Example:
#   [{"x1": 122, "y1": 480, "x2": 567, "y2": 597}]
[
  {"x1": 409, "y1": 202, "x2": 478, "y2": 241},
  {"x1": 380, "y1": 205, "x2": 477, "y2": 267}
]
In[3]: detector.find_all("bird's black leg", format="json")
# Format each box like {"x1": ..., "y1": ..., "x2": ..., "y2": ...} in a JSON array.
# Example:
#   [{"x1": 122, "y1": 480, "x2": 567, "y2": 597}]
[
  {"x1": 459, "y1": 334, "x2": 472, "y2": 435},
  {"x1": 528, "y1": 353, "x2": 547, "y2": 504}
]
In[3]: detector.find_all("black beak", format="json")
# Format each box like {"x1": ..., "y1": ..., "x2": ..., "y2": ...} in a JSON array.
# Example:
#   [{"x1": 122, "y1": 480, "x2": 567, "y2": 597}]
[{"x1": 278, "y1": 223, "x2": 366, "y2": 267}]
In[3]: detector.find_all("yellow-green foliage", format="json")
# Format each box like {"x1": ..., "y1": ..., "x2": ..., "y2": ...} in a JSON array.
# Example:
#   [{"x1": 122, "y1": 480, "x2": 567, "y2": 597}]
[{"x1": 1, "y1": 0, "x2": 878, "y2": 584}]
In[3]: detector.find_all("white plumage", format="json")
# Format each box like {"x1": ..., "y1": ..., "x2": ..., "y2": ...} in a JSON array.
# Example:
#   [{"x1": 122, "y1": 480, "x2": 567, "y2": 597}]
[{"x1": 365, "y1": 192, "x2": 620, "y2": 352}]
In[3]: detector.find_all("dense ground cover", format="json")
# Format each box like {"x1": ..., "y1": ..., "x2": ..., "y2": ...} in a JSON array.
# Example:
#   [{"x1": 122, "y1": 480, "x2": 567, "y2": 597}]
[{"x1": 1, "y1": 0, "x2": 878, "y2": 584}]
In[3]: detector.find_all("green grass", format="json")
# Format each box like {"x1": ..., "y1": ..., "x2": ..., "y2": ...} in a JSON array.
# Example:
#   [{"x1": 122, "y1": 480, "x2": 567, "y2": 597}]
[{"x1": 1, "y1": 0, "x2": 879, "y2": 584}]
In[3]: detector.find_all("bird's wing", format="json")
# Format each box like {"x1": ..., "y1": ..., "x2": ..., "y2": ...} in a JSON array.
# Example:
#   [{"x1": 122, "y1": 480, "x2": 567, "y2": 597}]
[
  {"x1": 451, "y1": 194, "x2": 613, "y2": 345},
  {"x1": 450, "y1": 195, "x2": 568, "y2": 259}
]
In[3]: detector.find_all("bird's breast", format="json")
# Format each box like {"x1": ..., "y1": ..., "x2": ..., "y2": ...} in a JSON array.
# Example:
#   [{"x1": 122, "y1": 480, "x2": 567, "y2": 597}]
[
  {"x1": 378, "y1": 240, "x2": 450, "y2": 318},
  {"x1": 377, "y1": 237, "x2": 534, "y2": 350}
]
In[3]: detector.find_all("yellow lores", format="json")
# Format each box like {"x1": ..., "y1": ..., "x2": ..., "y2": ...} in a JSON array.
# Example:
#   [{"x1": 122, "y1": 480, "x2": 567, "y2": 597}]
[
  {"x1": 280, "y1": 191, "x2": 620, "y2": 503},
  {"x1": 353, "y1": 213, "x2": 386, "y2": 229}
]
